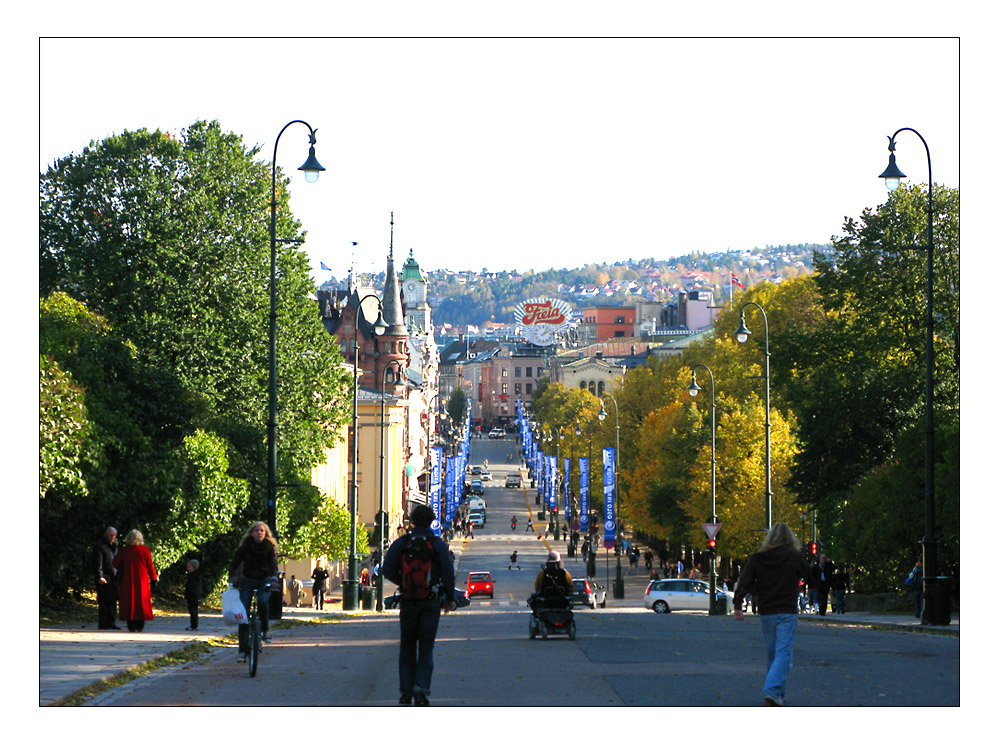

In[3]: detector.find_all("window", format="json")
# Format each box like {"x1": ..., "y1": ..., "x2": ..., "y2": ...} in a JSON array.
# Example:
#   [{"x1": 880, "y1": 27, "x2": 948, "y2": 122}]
[
  {"x1": 514, "y1": 367, "x2": 522, "y2": 377},
  {"x1": 526, "y1": 367, "x2": 533, "y2": 377},
  {"x1": 502, "y1": 367, "x2": 508, "y2": 378},
  {"x1": 615, "y1": 316, "x2": 625, "y2": 324},
  {"x1": 515, "y1": 383, "x2": 521, "y2": 395},
  {"x1": 502, "y1": 383, "x2": 508, "y2": 394},
  {"x1": 665, "y1": 581, "x2": 687, "y2": 592},
  {"x1": 580, "y1": 380, "x2": 587, "y2": 390},
  {"x1": 526, "y1": 383, "x2": 533, "y2": 394}
]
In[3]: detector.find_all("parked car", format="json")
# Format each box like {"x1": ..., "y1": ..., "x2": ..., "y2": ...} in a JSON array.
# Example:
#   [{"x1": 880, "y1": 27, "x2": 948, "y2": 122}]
[
  {"x1": 571, "y1": 578, "x2": 607, "y2": 609},
  {"x1": 466, "y1": 571, "x2": 494, "y2": 598},
  {"x1": 505, "y1": 472, "x2": 522, "y2": 488},
  {"x1": 644, "y1": 578, "x2": 734, "y2": 614},
  {"x1": 470, "y1": 479, "x2": 484, "y2": 495},
  {"x1": 488, "y1": 428, "x2": 505, "y2": 439},
  {"x1": 385, "y1": 587, "x2": 471, "y2": 609}
]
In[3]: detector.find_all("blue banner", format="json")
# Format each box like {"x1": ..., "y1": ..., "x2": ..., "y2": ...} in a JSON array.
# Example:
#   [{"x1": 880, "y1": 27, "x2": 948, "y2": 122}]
[
  {"x1": 547, "y1": 455, "x2": 557, "y2": 511},
  {"x1": 579, "y1": 456, "x2": 589, "y2": 533},
  {"x1": 603, "y1": 447, "x2": 616, "y2": 549},
  {"x1": 430, "y1": 447, "x2": 442, "y2": 521},
  {"x1": 564, "y1": 457, "x2": 571, "y2": 521}
]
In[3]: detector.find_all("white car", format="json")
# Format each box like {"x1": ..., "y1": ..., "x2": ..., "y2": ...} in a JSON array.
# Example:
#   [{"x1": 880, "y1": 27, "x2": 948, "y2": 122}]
[
  {"x1": 644, "y1": 578, "x2": 733, "y2": 614},
  {"x1": 488, "y1": 428, "x2": 505, "y2": 439}
]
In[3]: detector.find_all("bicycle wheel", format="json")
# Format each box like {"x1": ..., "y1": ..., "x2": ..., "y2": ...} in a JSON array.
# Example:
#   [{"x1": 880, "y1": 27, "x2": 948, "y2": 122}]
[{"x1": 248, "y1": 614, "x2": 260, "y2": 678}]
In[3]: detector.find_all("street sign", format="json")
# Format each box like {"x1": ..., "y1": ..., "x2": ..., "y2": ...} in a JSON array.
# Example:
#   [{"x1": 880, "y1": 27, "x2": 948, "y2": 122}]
[{"x1": 702, "y1": 523, "x2": 722, "y2": 540}]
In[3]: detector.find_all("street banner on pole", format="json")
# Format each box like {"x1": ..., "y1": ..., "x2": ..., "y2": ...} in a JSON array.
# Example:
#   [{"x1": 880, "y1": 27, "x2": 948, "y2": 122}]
[
  {"x1": 579, "y1": 456, "x2": 589, "y2": 533},
  {"x1": 564, "y1": 457, "x2": 571, "y2": 521},
  {"x1": 431, "y1": 446, "x2": 442, "y2": 521},
  {"x1": 603, "y1": 447, "x2": 615, "y2": 549}
]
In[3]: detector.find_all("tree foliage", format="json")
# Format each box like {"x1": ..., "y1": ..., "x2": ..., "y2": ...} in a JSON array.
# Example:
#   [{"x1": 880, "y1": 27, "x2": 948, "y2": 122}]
[{"x1": 38, "y1": 121, "x2": 352, "y2": 597}]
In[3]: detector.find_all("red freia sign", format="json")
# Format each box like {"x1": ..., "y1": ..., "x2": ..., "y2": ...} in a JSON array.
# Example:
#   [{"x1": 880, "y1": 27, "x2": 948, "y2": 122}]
[{"x1": 520, "y1": 300, "x2": 567, "y2": 326}]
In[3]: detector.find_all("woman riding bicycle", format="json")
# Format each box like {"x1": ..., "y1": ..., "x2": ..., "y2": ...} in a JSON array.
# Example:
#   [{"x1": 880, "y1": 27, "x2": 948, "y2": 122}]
[{"x1": 229, "y1": 521, "x2": 279, "y2": 662}]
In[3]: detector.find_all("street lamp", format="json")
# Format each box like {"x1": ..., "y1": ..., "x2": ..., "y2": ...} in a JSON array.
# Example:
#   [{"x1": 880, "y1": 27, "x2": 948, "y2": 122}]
[
  {"x1": 733, "y1": 302, "x2": 772, "y2": 531},
  {"x1": 687, "y1": 364, "x2": 721, "y2": 615},
  {"x1": 597, "y1": 393, "x2": 624, "y2": 599},
  {"x1": 267, "y1": 120, "x2": 325, "y2": 535},
  {"x1": 878, "y1": 128, "x2": 948, "y2": 625},
  {"x1": 376, "y1": 361, "x2": 406, "y2": 612},
  {"x1": 345, "y1": 294, "x2": 389, "y2": 611}
]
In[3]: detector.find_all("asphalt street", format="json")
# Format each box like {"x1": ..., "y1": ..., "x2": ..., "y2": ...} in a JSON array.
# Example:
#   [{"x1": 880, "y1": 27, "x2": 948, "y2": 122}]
[{"x1": 38, "y1": 437, "x2": 961, "y2": 713}]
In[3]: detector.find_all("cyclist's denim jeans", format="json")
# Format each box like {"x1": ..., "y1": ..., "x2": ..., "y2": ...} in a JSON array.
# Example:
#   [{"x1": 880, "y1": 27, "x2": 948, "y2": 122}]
[
  {"x1": 398, "y1": 599, "x2": 442, "y2": 696},
  {"x1": 238, "y1": 577, "x2": 271, "y2": 653},
  {"x1": 760, "y1": 613, "x2": 798, "y2": 699}
]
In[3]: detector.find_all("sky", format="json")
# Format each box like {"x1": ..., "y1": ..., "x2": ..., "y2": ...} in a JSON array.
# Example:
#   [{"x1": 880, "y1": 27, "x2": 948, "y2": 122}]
[{"x1": 37, "y1": 36, "x2": 962, "y2": 285}]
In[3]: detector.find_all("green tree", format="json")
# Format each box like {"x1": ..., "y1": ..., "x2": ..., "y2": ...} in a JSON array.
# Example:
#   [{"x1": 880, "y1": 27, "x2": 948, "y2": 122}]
[
  {"x1": 39, "y1": 354, "x2": 91, "y2": 500},
  {"x1": 39, "y1": 120, "x2": 353, "y2": 595},
  {"x1": 447, "y1": 386, "x2": 468, "y2": 426},
  {"x1": 296, "y1": 493, "x2": 355, "y2": 564}
]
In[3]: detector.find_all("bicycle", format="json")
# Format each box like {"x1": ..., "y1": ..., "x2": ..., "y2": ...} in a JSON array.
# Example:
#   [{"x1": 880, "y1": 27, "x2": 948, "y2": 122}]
[{"x1": 246, "y1": 582, "x2": 271, "y2": 678}]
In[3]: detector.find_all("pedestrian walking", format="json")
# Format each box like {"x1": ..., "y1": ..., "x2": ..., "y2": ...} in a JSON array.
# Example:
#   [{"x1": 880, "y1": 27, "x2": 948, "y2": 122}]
[
  {"x1": 94, "y1": 526, "x2": 120, "y2": 630},
  {"x1": 509, "y1": 550, "x2": 520, "y2": 570},
  {"x1": 382, "y1": 503, "x2": 457, "y2": 706},
  {"x1": 905, "y1": 560, "x2": 924, "y2": 619},
  {"x1": 832, "y1": 564, "x2": 849, "y2": 614},
  {"x1": 815, "y1": 554, "x2": 834, "y2": 616},
  {"x1": 113, "y1": 529, "x2": 158, "y2": 632},
  {"x1": 732, "y1": 522, "x2": 810, "y2": 707},
  {"x1": 184, "y1": 559, "x2": 202, "y2": 630},
  {"x1": 288, "y1": 574, "x2": 302, "y2": 608},
  {"x1": 312, "y1": 564, "x2": 330, "y2": 610}
]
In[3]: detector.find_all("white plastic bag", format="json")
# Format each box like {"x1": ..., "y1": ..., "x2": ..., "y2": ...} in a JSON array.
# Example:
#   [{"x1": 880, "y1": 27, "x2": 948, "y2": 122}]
[{"x1": 222, "y1": 585, "x2": 247, "y2": 625}]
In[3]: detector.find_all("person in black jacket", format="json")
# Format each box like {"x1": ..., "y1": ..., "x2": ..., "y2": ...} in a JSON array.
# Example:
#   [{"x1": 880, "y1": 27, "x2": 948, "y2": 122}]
[
  {"x1": 95, "y1": 527, "x2": 120, "y2": 629},
  {"x1": 229, "y1": 522, "x2": 279, "y2": 661},
  {"x1": 814, "y1": 554, "x2": 835, "y2": 616},
  {"x1": 733, "y1": 522, "x2": 810, "y2": 707},
  {"x1": 184, "y1": 559, "x2": 203, "y2": 630},
  {"x1": 382, "y1": 505, "x2": 456, "y2": 707}
]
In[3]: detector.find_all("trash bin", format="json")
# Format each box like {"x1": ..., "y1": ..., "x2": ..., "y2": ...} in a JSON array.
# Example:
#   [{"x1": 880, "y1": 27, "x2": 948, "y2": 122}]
[
  {"x1": 537, "y1": 511, "x2": 546, "y2": 521},
  {"x1": 360, "y1": 586, "x2": 375, "y2": 610},
  {"x1": 922, "y1": 577, "x2": 951, "y2": 625},
  {"x1": 586, "y1": 552, "x2": 596, "y2": 578},
  {"x1": 612, "y1": 577, "x2": 625, "y2": 599},
  {"x1": 269, "y1": 585, "x2": 283, "y2": 620}
]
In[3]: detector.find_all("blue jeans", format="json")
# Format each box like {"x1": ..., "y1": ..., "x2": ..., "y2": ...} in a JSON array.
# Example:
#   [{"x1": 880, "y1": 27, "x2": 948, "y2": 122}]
[
  {"x1": 238, "y1": 578, "x2": 271, "y2": 653},
  {"x1": 760, "y1": 613, "x2": 798, "y2": 699},
  {"x1": 398, "y1": 599, "x2": 442, "y2": 696}
]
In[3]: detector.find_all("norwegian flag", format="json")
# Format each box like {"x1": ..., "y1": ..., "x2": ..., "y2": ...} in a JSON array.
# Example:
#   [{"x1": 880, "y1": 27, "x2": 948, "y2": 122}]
[{"x1": 731, "y1": 272, "x2": 746, "y2": 289}]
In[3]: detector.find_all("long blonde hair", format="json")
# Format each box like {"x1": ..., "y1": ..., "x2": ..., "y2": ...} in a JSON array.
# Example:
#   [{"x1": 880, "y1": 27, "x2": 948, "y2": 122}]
[
  {"x1": 758, "y1": 521, "x2": 800, "y2": 552},
  {"x1": 241, "y1": 521, "x2": 278, "y2": 551}
]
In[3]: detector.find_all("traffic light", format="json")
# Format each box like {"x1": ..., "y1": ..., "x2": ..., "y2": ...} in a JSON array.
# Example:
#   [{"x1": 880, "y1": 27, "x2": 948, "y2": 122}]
[
  {"x1": 707, "y1": 537, "x2": 717, "y2": 557},
  {"x1": 809, "y1": 541, "x2": 818, "y2": 556}
]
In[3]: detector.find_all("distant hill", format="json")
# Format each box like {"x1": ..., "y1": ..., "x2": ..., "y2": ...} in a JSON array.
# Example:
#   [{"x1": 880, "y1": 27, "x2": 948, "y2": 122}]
[{"x1": 319, "y1": 243, "x2": 828, "y2": 328}]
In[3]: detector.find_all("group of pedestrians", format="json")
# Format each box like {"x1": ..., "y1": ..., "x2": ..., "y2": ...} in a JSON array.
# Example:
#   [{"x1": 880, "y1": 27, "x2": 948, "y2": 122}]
[
  {"x1": 94, "y1": 526, "x2": 161, "y2": 632},
  {"x1": 801, "y1": 554, "x2": 851, "y2": 615}
]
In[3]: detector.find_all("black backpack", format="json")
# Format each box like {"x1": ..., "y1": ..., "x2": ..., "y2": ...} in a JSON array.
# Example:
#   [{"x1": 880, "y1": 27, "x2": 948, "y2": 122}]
[{"x1": 401, "y1": 533, "x2": 442, "y2": 601}]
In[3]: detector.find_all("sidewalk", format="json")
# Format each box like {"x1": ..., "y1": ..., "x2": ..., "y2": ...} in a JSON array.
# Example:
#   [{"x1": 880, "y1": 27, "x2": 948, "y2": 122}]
[{"x1": 38, "y1": 605, "x2": 356, "y2": 706}]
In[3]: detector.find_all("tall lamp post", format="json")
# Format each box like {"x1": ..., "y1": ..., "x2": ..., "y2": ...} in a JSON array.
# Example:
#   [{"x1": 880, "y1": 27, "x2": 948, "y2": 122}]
[
  {"x1": 345, "y1": 294, "x2": 388, "y2": 611},
  {"x1": 267, "y1": 121, "x2": 325, "y2": 534},
  {"x1": 734, "y1": 302, "x2": 772, "y2": 531},
  {"x1": 598, "y1": 393, "x2": 624, "y2": 599},
  {"x1": 878, "y1": 128, "x2": 948, "y2": 625},
  {"x1": 687, "y1": 364, "x2": 721, "y2": 615},
  {"x1": 377, "y1": 361, "x2": 406, "y2": 612}
]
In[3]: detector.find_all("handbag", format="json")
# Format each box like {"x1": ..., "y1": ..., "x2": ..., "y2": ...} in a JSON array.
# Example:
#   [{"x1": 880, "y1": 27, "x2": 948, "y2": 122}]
[{"x1": 222, "y1": 585, "x2": 247, "y2": 625}]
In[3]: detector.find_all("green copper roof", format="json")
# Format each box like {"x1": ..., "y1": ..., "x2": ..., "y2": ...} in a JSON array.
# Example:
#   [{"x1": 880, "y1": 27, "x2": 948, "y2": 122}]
[{"x1": 401, "y1": 248, "x2": 425, "y2": 281}]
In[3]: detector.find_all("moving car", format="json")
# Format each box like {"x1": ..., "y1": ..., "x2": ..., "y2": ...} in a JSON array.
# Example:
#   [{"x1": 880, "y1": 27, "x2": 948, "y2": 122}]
[
  {"x1": 466, "y1": 571, "x2": 494, "y2": 598},
  {"x1": 644, "y1": 578, "x2": 734, "y2": 614},
  {"x1": 470, "y1": 479, "x2": 484, "y2": 495},
  {"x1": 469, "y1": 510, "x2": 486, "y2": 527},
  {"x1": 505, "y1": 472, "x2": 522, "y2": 488},
  {"x1": 488, "y1": 428, "x2": 505, "y2": 439},
  {"x1": 470, "y1": 465, "x2": 483, "y2": 476},
  {"x1": 480, "y1": 469, "x2": 492, "y2": 481},
  {"x1": 570, "y1": 578, "x2": 607, "y2": 609}
]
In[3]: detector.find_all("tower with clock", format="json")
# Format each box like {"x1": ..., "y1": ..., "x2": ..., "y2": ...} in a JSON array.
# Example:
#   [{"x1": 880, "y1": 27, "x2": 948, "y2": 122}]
[{"x1": 400, "y1": 248, "x2": 432, "y2": 334}]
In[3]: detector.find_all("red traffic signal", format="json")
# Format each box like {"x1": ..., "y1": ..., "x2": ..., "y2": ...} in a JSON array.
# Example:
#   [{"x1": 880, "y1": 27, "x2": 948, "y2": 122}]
[
  {"x1": 707, "y1": 537, "x2": 717, "y2": 555},
  {"x1": 809, "y1": 541, "x2": 818, "y2": 555}
]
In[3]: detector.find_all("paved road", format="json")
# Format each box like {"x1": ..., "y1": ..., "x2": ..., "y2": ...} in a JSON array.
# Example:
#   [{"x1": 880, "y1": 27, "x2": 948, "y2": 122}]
[{"x1": 44, "y1": 438, "x2": 959, "y2": 709}]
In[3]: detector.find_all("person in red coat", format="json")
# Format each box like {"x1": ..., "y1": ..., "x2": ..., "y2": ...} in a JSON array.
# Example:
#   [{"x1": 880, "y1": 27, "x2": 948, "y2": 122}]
[{"x1": 113, "y1": 529, "x2": 158, "y2": 632}]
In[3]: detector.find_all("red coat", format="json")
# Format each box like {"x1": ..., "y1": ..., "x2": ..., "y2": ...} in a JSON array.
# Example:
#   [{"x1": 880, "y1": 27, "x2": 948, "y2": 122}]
[{"x1": 113, "y1": 544, "x2": 157, "y2": 621}]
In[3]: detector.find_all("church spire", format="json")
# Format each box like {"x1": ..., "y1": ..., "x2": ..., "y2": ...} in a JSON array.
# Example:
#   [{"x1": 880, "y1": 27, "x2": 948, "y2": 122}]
[{"x1": 381, "y1": 211, "x2": 407, "y2": 336}]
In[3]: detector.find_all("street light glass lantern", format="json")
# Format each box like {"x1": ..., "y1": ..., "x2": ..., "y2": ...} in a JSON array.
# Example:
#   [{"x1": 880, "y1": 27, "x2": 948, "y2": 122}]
[
  {"x1": 734, "y1": 318, "x2": 752, "y2": 344},
  {"x1": 879, "y1": 152, "x2": 906, "y2": 192},
  {"x1": 373, "y1": 311, "x2": 389, "y2": 336},
  {"x1": 687, "y1": 371, "x2": 702, "y2": 398},
  {"x1": 298, "y1": 144, "x2": 325, "y2": 183},
  {"x1": 597, "y1": 403, "x2": 607, "y2": 421}
]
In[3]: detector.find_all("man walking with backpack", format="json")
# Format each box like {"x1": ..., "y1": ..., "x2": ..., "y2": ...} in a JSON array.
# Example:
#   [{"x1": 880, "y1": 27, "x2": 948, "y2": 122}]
[{"x1": 383, "y1": 504, "x2": 456, "y2": 706}]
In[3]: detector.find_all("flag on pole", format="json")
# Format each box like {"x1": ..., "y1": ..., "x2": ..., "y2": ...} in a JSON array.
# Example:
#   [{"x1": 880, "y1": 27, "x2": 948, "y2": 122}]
[
  {"x1": 731, "y1": 272, "x2": 746, "y2": 289},
  {"x1": 320, "y1": 261, "x2": 332, "y2": 271}
]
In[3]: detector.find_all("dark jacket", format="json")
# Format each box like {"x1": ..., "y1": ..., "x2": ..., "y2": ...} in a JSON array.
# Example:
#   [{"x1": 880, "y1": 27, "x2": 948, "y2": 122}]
[
  {"x1": 734, "y1": 545, "x2": 810, "y2": 616},
  {"x1": 229, "y1": 538, "x2": 278, "y2": 581},
  {"x1": 383, "y1": 529, "x2": 456, "y2": 604},
  {"x1": 185, "y1": 569, "x2": 203, "y2": 601},
  {"x1": 95, "y1": 539, "x2": 118, "y2": 584}
]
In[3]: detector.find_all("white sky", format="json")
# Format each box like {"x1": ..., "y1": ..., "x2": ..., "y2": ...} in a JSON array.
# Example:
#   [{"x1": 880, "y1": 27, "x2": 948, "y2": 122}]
[{"x1": 37, "y1": 35, "x2": 961, "y2": 282}]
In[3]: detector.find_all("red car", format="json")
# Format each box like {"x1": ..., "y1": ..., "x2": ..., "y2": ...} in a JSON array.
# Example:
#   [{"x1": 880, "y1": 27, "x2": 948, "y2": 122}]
[{"x1": 467, "y1": 571, "x2": 494, "y2": 598}]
